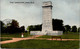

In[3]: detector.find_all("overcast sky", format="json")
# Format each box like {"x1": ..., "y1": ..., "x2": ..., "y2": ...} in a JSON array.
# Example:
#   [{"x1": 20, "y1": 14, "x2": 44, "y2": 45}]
[{"x1": 1, "y1": 0, "x2": 80, "y2": 29}]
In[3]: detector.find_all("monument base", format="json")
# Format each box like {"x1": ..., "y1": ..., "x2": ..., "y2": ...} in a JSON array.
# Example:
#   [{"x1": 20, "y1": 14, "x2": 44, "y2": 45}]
[{"x1": 30, "y1": 31, "x2": 63, "y2": 35}]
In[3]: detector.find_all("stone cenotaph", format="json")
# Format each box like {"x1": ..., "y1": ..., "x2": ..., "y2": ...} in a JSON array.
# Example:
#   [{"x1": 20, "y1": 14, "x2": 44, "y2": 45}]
[{"x1": 30, "y1": 1, "x2": 63, "y2": 35}]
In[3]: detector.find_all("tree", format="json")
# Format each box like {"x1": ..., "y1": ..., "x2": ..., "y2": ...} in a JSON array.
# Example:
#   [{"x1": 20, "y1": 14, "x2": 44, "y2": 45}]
[
  {"x1": 3, "y1": 19, "x2": 12, "y2": 27},
  {"x1": 78, "y1": 27, "x2": 80, "y2": 32},
  {"x1": 71, "y1": 26, "x2": 77, "y2": 32},
  {"x1": 34, "y1": 24, "x2": 42, "y2": 31},
  {"x1": 3, "y1": 19, "x2": 19, "y2": 28},
  {"x1": 20, "y1": 26, "x2": 25, "y2": 32},
  {"x1": 0, "y1": 20, "x2": 5, "y2": 33},
  {"x1": 11, "y1": 19, "x2": 19, "y2": 28},
  {"x1": 5, "y1": 19, "x2": 20, "y2": 34},
  {"x1": 27, "y1": 25, "x2": 33, "y2": 32},
  {"x1": 10, "y1": 19, "x2": 19, "y2": 33},
  {"x1": 27, "y1": 24, "x2": 42, "y2": 32},
  {"x1": 0, "y1": 20, "x2": 4, "y2": 29},
  {"x1": 52, "y1": 19, "x2": 64, "y2": 31},
  {"x1": 64, "y1": 25, "x2": 71, "y2": 32}
]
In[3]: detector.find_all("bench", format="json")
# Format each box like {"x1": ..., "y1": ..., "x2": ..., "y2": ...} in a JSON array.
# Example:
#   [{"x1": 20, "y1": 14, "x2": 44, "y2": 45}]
[{"x1": 51, "y1": 36, "x2": 62, "y2": 40}]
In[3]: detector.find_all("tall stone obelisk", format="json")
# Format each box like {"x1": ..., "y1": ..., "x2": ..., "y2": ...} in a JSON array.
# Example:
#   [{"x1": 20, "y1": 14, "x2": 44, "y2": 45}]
[
  {"x1": 30, "y1": 1, "x2": 63, "y2": 35},
  {"x1": 42, "y1": 1, "x2": 53, "y2": 33}
]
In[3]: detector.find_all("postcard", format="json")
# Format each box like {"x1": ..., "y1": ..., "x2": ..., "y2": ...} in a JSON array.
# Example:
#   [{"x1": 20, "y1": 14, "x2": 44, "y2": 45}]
[{"x1": 0, "y1": 0, "x2": 80, "y2": 49}]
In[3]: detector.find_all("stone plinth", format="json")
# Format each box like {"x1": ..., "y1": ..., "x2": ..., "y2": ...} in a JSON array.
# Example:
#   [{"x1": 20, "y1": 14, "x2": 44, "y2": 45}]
[{"x1": 30, "y1": 31, "x2": 63, "y2": 35}]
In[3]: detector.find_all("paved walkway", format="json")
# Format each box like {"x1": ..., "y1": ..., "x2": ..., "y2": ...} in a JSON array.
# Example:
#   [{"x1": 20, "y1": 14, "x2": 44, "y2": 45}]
[
  {"x1": 0, "y1": 36, "x2": 80, "y2": 44},
  {"x1": 35, "y1": 38, "x2": 80, "y2": 41}
]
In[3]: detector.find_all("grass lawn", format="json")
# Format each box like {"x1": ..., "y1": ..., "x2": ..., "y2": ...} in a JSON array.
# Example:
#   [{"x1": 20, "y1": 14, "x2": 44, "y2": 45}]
[
  {"x1": 1, "y1": 32, "x2": 32, "y2": 38},
  {"x1": 38, "y1": 32, "x2": 80, "y2": 39},
  {"x1": 1, "y1": 39, "x2": 79, "y2": 49},
  {"x1": 1, "y1": 38, "x2": 12, "y2": 41}
]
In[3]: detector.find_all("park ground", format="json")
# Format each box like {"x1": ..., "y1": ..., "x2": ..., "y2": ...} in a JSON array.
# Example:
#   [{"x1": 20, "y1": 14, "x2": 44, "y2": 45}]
[{"x1": 0, "y1": 32, "x2": 80, "y2": 49}]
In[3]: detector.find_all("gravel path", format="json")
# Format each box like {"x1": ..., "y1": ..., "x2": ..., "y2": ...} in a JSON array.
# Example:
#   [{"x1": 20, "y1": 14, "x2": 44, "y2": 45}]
[
  {"x1": 0, "y1": 35, "x2": 80, "y2": 44},
  {"x1": 0, "y1": 35, "x2": 42, "y2": 44}
]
